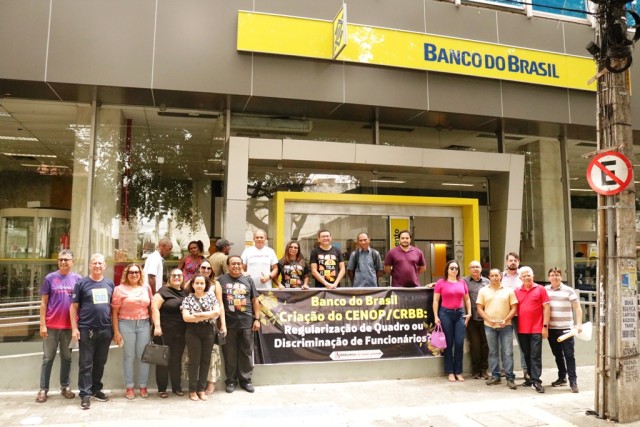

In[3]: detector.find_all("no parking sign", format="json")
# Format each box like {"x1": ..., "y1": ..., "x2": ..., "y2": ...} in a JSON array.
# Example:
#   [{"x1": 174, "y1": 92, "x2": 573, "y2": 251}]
[{"x1": 586, "y1": 151, "x2": 633, "y2": 196}]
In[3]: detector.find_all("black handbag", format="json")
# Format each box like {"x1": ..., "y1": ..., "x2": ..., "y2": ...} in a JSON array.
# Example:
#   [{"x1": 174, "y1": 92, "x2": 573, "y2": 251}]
[{"x1": 141, "y1": 336, "x2": 170, "y2": 366}]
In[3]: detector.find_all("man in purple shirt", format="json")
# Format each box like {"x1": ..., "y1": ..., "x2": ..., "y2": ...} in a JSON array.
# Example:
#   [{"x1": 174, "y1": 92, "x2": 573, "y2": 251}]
[
  {"x1": 383, "y1": 230, "x2": 426, "y2": 287},
  {"x1": 36, "y1": 249, "x2": 82, "y2": 403}
]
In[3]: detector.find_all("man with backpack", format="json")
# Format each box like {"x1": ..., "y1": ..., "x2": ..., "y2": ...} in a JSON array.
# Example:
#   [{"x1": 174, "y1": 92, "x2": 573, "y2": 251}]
[{"x1": 347, "y1": 232, "x2": 383, "y2": 287}]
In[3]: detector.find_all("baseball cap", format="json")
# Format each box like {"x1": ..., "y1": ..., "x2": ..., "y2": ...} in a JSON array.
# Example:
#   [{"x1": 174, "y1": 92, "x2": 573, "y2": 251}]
[{"x1": 215, "y1": 239, "x2": 233, "y2": 250}]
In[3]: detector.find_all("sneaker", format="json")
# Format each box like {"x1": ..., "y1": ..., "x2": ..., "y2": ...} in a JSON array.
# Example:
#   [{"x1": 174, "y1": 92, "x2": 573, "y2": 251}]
[
  {"x1": 507, "y1": 379, "x2": 517, "y2": 390},
  {"x1": 91, "y1": 391, "x2": 108, "y2": 402},
  {"x1": 60, "y1": 386, "x2": 75, "y2": 399},
  {"x1": 240, "y1": 382, "x2": 255, "y2": 393},
  {"x1": 551, "y1": 378, "x2": 567, "y2": 387},
  {"x1": 532, "y1": 383, "x2": 545, "y2": 393},
  {"x1": 80, "y1": 396, "x2": 91, "y2": 410},
  {"x1": 570, "y1": 383, "x2": 579, "y2": 393},
  {"x1": 486, "y1": 377, "x2": 502, "y2": 386},
  {"x1": 225, "y1": 383, "x2": 236, "y2": 393}
]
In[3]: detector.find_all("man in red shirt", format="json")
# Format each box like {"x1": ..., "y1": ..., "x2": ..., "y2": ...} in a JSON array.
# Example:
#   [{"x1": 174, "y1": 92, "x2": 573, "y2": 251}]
[{"x1": 514, "y1": 266, "x2": 550, "y2": 393}]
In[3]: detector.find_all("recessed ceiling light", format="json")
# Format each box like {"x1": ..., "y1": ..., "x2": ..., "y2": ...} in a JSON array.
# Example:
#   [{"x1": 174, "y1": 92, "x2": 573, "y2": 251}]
[
  {"x1": 0, "y1": 135, "x2": 38, "y2": 141},
  {"x1": 3, "y1": 152, "x2": 56, "y2": 158},
  {"x1": 21, "y1": 163, "x2": 69, "y2": 169},
  {"x1": 370, "y1": 179, "x2": 406, "y2": 184},
  {"x1": 441, "y1": 182, "x2": 474, "y2": 187},
  {"x1": 570, "y1": 188, "x2": 593, "y2": 192}
]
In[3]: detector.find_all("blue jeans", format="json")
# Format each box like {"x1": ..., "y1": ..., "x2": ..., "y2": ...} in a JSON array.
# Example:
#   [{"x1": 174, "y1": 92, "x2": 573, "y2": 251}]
[
  {"x1": 39, "y1": 328, "x2": 72, "y2": 390},
  {"x1": 78, "y1": 327, "x2": 112, "y2": 398},
  {"x1": 484, "y1": 325, "x2": 515, "y2": 381},
  {"x1": 548, "y1": 328, "x2": 577, "y2": 383},
  {"x1": 511, "y1": 316, "x2": 527, "y2": 371},
  {"x1": 438, "y1": 307, "x2": 466, "y2": 375},
  {"x1": 518, "y1": 333, "x2": 543, "y2": 384},
  {"x1": 118, "y1": 319, "x2": 151, "y2": 388}
]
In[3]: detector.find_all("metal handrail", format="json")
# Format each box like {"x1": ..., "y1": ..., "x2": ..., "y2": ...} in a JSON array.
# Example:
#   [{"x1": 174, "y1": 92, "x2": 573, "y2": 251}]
[{"x1": 0, "y1": 305, "x2": 40, "y2": 314}]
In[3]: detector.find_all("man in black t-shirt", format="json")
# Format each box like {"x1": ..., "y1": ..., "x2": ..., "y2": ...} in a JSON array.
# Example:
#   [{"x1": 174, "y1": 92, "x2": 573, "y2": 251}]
[
  {"x1": 310, "y1": 229, "x2": 345, "y2": 289},
  {"x1": 219, "y1": 255, "x2": 260, "y2": 393},
  {"x1": 70, "y1": 253, "x2": 114, "y2": 410}
]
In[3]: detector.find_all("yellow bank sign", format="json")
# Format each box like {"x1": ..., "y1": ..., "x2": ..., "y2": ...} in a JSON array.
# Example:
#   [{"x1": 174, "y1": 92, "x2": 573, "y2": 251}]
[{"x1": 237, "y1": 11, "x2": 595, "y2": 92}]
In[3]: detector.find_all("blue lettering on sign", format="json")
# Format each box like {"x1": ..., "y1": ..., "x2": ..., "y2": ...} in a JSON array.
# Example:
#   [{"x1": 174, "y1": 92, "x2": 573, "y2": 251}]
[{"x1": 424, "y1": 43, "x2": 559, "y2": 78}]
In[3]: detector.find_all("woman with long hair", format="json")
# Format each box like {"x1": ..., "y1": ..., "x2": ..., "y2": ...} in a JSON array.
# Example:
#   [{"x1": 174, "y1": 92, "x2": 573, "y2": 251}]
[
  {"x1": 151, "y1": 268, "x2": 187, "y2": 398},
  {"x1": 275, "y1": 240, "x2": 309, "y2": 289},
  {"x1": 111, "y1": 263, "x2": 154, "y2": 399},
  {"x1": 181, "y1": 274, "x2": 220, "y2": 401},
  {"x1": 433, "y1": 260, "x2": 472, "y2": 382},
  {"x1": 178, "y1": 240, "x2": 205, "y2": 283}
]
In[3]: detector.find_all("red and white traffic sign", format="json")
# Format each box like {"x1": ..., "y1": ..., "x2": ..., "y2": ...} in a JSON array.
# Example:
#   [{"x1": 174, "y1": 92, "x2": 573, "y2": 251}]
[{"x1": 586, "y1": 151, "x2": 633, "y2": 196}]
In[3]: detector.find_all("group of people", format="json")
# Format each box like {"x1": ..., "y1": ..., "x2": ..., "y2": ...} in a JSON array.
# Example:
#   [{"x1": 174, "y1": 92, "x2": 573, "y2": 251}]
[
  {"x1": 239, "y1": 228, "x2": 426, "y2": 290},
  {"x1": 36, "y1": 241, "x2": 261, "y2": 410},
  {"x1": 433, "y1": 252, "x2": 583, "y2": 394}
]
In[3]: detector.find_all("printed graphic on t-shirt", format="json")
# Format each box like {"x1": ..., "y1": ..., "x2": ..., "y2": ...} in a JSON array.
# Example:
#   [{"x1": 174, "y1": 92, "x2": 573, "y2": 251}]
[
  {"x1": 318, "y1": 254, "x2": 338, "y2": 284},
  {"x1": 91, "y1": 288, "x2": 109, "y2": 304},
  {"x1": 224, "y1": 281, "x2": 249, "y2": 312},
  {"x1": 282, "y1": 264, "x2": 304, "y2": 288}
]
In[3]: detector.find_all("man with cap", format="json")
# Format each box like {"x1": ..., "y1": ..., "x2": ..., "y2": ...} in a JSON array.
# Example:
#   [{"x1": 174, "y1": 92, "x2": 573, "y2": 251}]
[{"x1": 210, "y1": 238, "x2": 233, "y2": 278}]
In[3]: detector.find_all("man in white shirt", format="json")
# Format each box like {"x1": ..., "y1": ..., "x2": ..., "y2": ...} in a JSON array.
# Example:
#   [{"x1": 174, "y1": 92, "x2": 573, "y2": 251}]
[
  {"x1": 241, "y1": 229, "x2": 278, "y2": 289},
  {"x1": 143, "y1": 237, "x2": 173, "y2": 293}
]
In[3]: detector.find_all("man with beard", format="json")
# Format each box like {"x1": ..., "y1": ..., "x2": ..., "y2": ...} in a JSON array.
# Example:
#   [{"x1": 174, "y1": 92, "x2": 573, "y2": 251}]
[
  {"x1": 502, "y1": 252, "x2": 528, "y2": 380},
  {"x1": 219, "y1": 255, "x2": 261, "y2": 393},
  {"x1": 383, "y1": 230, "x2": 426, "y2": 288}
]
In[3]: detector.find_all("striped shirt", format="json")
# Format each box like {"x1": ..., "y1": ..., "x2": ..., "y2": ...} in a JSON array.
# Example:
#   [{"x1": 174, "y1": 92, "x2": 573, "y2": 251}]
[{"x1": 545, "y1": 283, "x2": 578, "y2": 329}]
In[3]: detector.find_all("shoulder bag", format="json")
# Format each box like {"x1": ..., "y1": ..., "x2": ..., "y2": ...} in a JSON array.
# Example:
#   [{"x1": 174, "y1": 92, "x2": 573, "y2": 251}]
[{"x1": 141, "y1": 336, "x2": 170, "y2": 366}]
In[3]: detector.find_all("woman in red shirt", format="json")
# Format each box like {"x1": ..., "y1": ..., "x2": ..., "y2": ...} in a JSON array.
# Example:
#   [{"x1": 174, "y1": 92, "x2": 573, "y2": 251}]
[{"x1": 433, "y1": 260, "x2": 472, "y2": 382}]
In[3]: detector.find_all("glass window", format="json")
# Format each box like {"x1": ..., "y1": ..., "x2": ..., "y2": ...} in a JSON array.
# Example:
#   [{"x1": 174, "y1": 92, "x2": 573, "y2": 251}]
[{"x1": 532, "y1": 0, "x2": 588, "y2": 20}]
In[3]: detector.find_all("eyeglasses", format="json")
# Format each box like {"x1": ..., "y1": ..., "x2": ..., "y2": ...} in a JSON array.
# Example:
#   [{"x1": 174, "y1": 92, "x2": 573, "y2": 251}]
[
  {"x1": 58, "y1": 258, "x2": 73, "y2": 262},
  {"x1": 171, "y1": 274, "x2": 183, "y2": 278},
  {"x1": 449, "y1": 266, "x2": 459, "y2": 270},
  {"x1": 200, "y1": 266, "x2": 212, "y2": 271},
  {"x1": 128, "y1": 271, "x2": 141, "y2": 275}
]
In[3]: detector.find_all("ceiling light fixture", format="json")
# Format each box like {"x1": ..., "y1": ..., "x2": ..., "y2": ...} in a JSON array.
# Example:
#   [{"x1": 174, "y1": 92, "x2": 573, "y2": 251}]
[
  {"x1": 3, "y1": 152, "x2": 57, "y2": 158},
  {"x1": 370, "y1": 179, "x2": 406, "y2": 184},
  {"x1": 21, "y1": 163, "x2": 69, "y2": 169},
  {"x1": 441, "y1": 182, "x2": 474, "y2": 187},
  {"x1": 0, "y1": 135, "x2": 38, "y2": 141},
  {"x1": 570, "y1": 188, "x2": 594, "y2": 192}
]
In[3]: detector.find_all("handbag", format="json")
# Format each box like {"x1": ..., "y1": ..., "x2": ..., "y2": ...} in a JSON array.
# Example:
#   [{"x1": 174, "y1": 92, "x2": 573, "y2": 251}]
[
  {"x1": 429, "y1": 324, "x2": 447, "y2": 350},
  {"x1": 141, "y1": 336, "x2": 170, "y2": 366}
]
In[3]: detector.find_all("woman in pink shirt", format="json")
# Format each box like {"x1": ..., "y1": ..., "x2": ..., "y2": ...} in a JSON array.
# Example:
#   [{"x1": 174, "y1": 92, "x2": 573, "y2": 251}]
[
  {"x1": 433, "y1": 260, "x2": 472, "y2": 382},
  {"x1": 112, "y1": 263, "x2": 153, "y2": 399}
]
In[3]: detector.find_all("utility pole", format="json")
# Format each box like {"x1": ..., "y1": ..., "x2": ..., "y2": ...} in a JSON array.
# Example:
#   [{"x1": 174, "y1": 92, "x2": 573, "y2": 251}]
[{"x1": 589, "y1": 0, "x2": 639, "y2": 422}]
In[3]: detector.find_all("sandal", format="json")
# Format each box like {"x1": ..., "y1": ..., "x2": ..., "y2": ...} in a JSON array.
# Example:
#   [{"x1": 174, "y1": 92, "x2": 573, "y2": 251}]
[
  {"x1": 197, "y1": 392, "x2": 208, "y2": 401},
  {"x1": 456, "y1": 374, "x2": 465, "y2": 382},
  {"x1": 205, "y1": 381, "x2": 215, "y2": 395},
  {"x1": 35, "y1": 389, "x2": 47, "y2": 403},
  {"x1": 189, "y1": 392, "x2": 199, "y2": 401},
  {"x1": 60, "y1": 386, "x2": 75, "y2": 399},
  {"x1": 173, "y1": 389, "x2": 185, "y2": 397},
  {"x1": 448, "y1": 374, "x2": 456, "y2": 382},
  {"x1": 159, "y1": 391, "x2": 169, "y2": 399},
  {"x1": 139, "y1": 387, "x2": 149, "y2": 398}
]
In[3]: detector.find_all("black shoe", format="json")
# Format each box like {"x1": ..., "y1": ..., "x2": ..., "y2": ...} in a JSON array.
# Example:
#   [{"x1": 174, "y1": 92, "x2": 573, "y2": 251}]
[
  {"x1": 240, "y1": 382, "x2": 255, "y2": 393},
  {"x1": 91, "y1": 391, "x2": 108, "y2": 402},
  {"x1": 570, "y1": 383, "x2": 579, "y2": 393},
  {"x1": 532, "y1": 383, "x2": 545, "y2": 393},
  {"x1": 523, "y1": 370, "x2": 531, "y2": 381},
  {"x1": 486, "y1": 377, "x2": 501, "y2": 385},
  {"x1": 551, "y1": 378, "x2": 567, "y2": 387},
  {"x1": 521, "y1": 380, "x2": 533, "y2": 388},
  {"x1": 80, "y1": 396, "x2": 91, "y2": 410},
  {"x1": 225, "y1": 383, "x2": 236, "y2": 393},
  {"x1": 507, "y1": 379, "x2": 517, "y2": 390}
]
